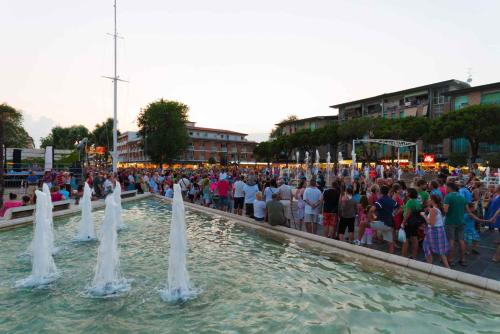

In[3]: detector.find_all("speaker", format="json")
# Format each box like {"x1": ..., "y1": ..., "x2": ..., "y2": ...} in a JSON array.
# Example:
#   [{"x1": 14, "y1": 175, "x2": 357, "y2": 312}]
[{"x1": 13, "y1": 149, "x2": 21, "y2": 172}]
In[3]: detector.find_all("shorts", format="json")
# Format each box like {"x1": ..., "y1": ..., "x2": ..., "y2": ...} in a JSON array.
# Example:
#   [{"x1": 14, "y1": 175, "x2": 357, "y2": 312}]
[
  {"x1": 234, "y1": 197, "x2": 244, "y2": 210},
  {"x1": 322, "y1": 212, "x2": 338, "y2": 227},
  {"x1": 305, "y1": 213, "x2": 318, "y2": 223},
  {"x1": 338, "y1": 217, "x2": 355, "y2": 234},
  {"x1": 445, "y1": 224, "x2": 465, "y2": 242},
  {"x1": 245, "y1": 203, "x2": 254, "y2": 218},
  {"x1": 370, "y1": 221, "x2": 393, "y2": 242},
  {"x1": 404, "y1": 221, "x2": 421, "y2": 238},
  {"x1": 219, "y1": 196, "x2": 228, "y2": 207}
]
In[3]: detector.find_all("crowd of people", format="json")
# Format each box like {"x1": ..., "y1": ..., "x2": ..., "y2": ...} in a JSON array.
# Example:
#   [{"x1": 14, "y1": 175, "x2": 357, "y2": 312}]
[
  {"x1": 2, "y1": 164, "x2": 500, "y2": 266},
  {"x1": 73, "y1": 163, "x2": 499, "y2": 267}
]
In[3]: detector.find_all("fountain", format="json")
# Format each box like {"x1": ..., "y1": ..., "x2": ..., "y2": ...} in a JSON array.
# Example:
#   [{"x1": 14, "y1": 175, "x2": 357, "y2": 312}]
[
  {"x1": 113, "y1": 181, "x2": 126, "y2": 231},
  {"x1": 326, "y1": 152, "x2": 331, "y2": 186},
  {"x1": 88, "y1": 195, "x2": 129, "y2": 296},
  {"x1": 304, "y1": 151, "x2": 310, "y2": 181},
  {"x1": 338, "y1": 152, "x2": 343, "y2": 177},
  {"x1": 351, "y1": 149, "x2": 357, "y2": 179},
  {"x1": 42, "y1": 183, "x2": 58, "y2": 254},
  {"x1": 315, "y1": 149, "x2": 320, "y2": 175},
  {"x1": 160, "y1": 183, "x2": 194, "y2": 302},
  {"x1": 16, "y1": 190, "x2": 59, "y2": 288},
  {"x1": 75, "y1": 182, "x2": 96, "y2": 241},
  {"x1": 295, "y1": 151, "x2": 300, "y2": 185}
]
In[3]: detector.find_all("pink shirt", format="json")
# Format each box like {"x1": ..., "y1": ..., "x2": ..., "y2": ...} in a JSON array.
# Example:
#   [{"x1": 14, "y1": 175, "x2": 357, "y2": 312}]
[
  {"x1": 217, "y1": 180, "x2": 230, "y2": 197},
  {"x1": 0, "y1": 201, "x2": 23, "y2": 217}
]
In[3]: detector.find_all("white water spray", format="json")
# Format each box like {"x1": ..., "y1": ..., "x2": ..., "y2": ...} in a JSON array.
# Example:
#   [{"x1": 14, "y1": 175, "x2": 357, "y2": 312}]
[
  {"x1": 160, "y1": 184, "x2": 194, "y2": 301},
  {"x1": 113, "y1": 182, "x2": 126, "y2": 231},
  {"x1": 304, "y1": 151, "x2": 310, "y2": 181},
  {"x1": 75, "y1": 183, "x2": 96, "y2": 241},
  {"x1": 42, "y1": 183, "x2": 58, "y2": 254},
  {"x1": 89, "y1": 195, "x2": 129, "y2": 296},
  {"x1": 16, "y1": 190, "x2": 59, "y2": 288}
]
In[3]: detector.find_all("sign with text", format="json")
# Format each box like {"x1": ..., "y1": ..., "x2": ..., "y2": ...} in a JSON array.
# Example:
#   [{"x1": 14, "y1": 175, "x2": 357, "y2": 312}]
[{"x1": 423, "y1": 154, "x2": 435, "y2": 163}]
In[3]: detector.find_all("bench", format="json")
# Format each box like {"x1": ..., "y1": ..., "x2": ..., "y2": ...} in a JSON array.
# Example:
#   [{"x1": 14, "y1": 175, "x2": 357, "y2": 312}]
[
  {"x1": 120, "y1": 190, "x2": 137, "y2": 199},
  {"x1": 1, "y1": 199, "x2": 72, "y2": 221}
]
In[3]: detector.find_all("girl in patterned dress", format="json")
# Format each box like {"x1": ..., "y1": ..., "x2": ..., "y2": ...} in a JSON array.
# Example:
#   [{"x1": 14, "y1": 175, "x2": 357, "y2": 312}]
[{"x1": 420, "y1": 195, "x2": 450, "y2": 268}]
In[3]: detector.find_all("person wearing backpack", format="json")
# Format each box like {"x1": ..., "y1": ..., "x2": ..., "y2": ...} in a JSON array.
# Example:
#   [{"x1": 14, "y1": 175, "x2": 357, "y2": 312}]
[{"x1": 401, "y1": 188, "x2": 423, "y2": 259}]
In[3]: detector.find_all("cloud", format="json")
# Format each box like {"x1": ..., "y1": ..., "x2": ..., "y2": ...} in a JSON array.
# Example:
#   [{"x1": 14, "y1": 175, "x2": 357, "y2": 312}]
[{"x1": 22, "y1": 113, "x2": 56, "y2": 148}]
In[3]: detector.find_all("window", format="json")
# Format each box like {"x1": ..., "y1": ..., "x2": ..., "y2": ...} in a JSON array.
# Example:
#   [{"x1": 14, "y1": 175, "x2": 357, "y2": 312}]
[
  {"x1": 454, "y1": 95, "x2": 469, "y2": 110},
  {"x1": 480, "y1": 91, "x2": 500, "y2": 105},
  {"x1": 432, "y1": 87, "x2": 449, "y2": 105}
]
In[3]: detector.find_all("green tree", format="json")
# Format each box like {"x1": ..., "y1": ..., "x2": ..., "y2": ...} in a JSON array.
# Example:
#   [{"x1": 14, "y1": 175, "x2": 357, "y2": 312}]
[
  {"x1": 91, "y1": 118, "x2": 118, "y2": 159},
  {"x1": 41, "y1": 125, "x2": 90, "y2": 149},
  {"x1": 436, "y1": 104, "x2": 500, "y2": 163},
  {"x1": 137, "y1": 99, "x2": 190, "y2": 165},
  {"x1": 253, "y1": 141, "x2": 274, "y2": 165},
  {"x1": 0, "y1": 104, "x2": 33, "y2": 148}
]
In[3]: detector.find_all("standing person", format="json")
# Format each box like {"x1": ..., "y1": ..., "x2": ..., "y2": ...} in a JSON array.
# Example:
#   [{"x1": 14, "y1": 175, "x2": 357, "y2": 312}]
[
  {"x1": 243, "y1": 180, "x2": 259, "y2": 218},
  {"x1": 322, "y1": 181, "x2": 340, "y2": 238},
  {"x1": 458, "y1": 180, "x2": 473, "y2": 204},
  {"x1": 295, "y1": 179, "x2": 306, "y2": 231},
  {"x1": 277, "y1": 179, "x2": 293, "y2": 227},
  {"x1": 338, "y1": 188, "x2": 357, "y2": 242},
  {"x1": 266, "y1": 193, "x2": 287, "y2": 226},
  {"x1": 416, "y1": 179, "x2": 429, "y2": 207},
  {"x1": 303, "y1": 179, "x2": 322, "y2": 234},
  {"x1": 179, "y1": 174, "x2": 191, "y2": 199},
  {"x1": 401, "y1": 188, "x2": 423, "y2": 259},
  {"x1": 93, "y1": 173, "x2": 103, "y2": 198},
  {"x1": 463, "y1": 202, "x2": 491, "y2": 255},
  {"x1": 263, "y1": 179, "x2": 279, "y2": 202},
  {"x1": 420, "y1": 195, "x2": 450, "y2": 268},
  {"x1": 443, "y1": 182, "x2": 469, "y2": 266},
  {"x1": 369, "y1": 185, "x2": 397, "y2": 253},
  {"x1": 232, "y1": 176, "x2": 245, "y2": 215},
  {"x1": 200, "y1": 175, "x2": 210, "y2": 207},
  {"x1": 216, "y1": 176, "x2": 230, "y2": 211}
]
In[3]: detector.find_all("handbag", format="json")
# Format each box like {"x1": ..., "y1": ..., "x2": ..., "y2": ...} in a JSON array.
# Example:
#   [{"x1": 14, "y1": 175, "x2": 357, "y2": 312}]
[{"x1": 398, "y1": 228, "x2": 407, "y2": 243}]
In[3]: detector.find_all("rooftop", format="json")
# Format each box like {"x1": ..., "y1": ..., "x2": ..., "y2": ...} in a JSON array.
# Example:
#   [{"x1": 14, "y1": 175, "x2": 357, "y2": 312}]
[
  {"x1": 443, "y1": 81, "x2": 500, "y2": 96},
  {"x1": 329, "y1": 79, "x2": 470, "y2": 109},
  {"x1": 275, "y1": 115, "x2": 338, "y2": 126},
  {"x1": 187, "y1": 125, "x2": 247, "y2": 136}
]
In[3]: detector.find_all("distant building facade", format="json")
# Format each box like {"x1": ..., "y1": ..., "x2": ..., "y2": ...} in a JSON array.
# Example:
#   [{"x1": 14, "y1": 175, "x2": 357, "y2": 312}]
[
  {"x1": 117, "y1": 123, "x2": 256, "y2": 165},
  {"x1": 273, "y1": 116, "x2": 338, "y2": 162},
  {"x1": 329, "y1": 79, "x2": 471, "y2": 161},
  {"x1": 273, "y1": 116, "x2": 338, "y2": 137},
  {"x1": 444, "y1": 81, "x2": 500, "y2": 157}
]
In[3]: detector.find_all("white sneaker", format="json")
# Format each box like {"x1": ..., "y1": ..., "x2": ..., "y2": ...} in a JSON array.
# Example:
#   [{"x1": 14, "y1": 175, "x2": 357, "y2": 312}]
[{"x1": 353, "y1": 240, "x2": 361, "y2": 246}]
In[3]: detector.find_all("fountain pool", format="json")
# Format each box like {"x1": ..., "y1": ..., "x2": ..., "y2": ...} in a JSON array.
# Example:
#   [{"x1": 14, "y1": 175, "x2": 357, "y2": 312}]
[{"x1": 1, "y1": 198, "x2": 499, "y2": 333}]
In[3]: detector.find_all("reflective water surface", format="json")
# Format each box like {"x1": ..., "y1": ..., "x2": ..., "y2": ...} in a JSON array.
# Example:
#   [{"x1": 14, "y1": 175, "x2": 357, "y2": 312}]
[{"x1": 0, "y1": 199, "x2": 499, "y2": 334}]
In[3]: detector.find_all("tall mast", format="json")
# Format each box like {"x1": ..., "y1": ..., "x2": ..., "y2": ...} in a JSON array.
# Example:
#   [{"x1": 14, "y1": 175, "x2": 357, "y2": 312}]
[{"x1": 112, "y1": 0, "x2": 118, "y2": 173}]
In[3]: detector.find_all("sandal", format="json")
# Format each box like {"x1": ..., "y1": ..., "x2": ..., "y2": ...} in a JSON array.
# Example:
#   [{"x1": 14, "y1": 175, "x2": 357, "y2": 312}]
[{"x1": 458, "y1": 260, "x2": 468, "y2": 267}]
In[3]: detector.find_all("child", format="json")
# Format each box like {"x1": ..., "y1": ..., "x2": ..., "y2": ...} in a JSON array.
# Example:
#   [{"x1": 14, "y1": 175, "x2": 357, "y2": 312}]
[
  {"x1": 420, "y1": 195, "x2": 449, "y2": 268},
  {"x1": 464, "y1": 202, "x2": 491, "y2": 255}
]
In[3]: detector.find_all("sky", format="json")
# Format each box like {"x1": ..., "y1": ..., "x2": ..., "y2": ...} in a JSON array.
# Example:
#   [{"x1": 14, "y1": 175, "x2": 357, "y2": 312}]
[{"x1": 2, "y1": 0, "x2": 500, "y2": 147}]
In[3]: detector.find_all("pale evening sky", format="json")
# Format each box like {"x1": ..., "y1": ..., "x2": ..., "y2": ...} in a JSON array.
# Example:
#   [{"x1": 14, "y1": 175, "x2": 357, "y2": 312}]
[{"x1": 2, "y1": 0, "x2": 500, "y2": 146}]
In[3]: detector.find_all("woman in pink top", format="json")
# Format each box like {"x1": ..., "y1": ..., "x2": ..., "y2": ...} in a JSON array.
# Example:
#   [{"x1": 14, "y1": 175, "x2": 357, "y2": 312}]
[{"x1": 0, "y1": 193, "x2": 23, "y2": 217}]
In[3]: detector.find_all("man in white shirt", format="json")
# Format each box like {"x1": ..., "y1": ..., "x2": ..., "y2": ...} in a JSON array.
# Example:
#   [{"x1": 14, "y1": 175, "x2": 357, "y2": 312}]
[
  {"x1": 303, "y1": 179, "x2": 322, "y2": 234},
  {"x1": 243, "y1": 181, "x2": 259, "y2": 218},
  {"x1": 232, "y1": 176, "x2": 245, "y2": 215},
  {"x1": 277, "y1": 178, "x2": 293, "y2": 226},
  {"x1": 178, "y1": 175, "x2": 191, "y2": 199}
]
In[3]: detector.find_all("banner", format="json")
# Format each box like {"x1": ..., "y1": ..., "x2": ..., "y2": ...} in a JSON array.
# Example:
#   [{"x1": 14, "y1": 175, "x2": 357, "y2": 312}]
[{"x1": 44, "y1": 146, "x2": 54, "y2": 171}]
